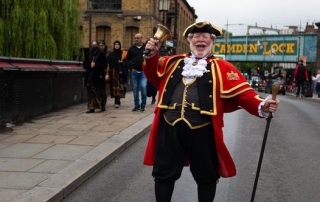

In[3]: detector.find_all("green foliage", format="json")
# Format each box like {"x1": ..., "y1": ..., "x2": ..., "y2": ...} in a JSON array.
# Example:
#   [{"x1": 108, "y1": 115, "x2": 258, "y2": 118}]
[{"x1": 0, "y1": 0, "x2": 81, "y2": 60}]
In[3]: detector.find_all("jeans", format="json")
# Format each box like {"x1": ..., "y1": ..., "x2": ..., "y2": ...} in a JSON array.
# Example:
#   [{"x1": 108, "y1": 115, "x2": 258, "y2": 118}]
[
  {"x1": 316, "y1": 83, "x2": 320, "y2": 97},
  {"x1": 131, "y1": 70, "x2": 147, "y2": 108}
]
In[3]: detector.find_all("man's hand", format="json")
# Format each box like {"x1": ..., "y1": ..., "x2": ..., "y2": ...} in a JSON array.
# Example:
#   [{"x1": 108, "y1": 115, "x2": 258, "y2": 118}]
[
  {"x1": 144, "y1": 38, "x2": 160, "y2": 57},
  {"x1": 91, "y1": 61, "x2": 95, "y2": 68},
  {"x1": 261, "y1": 99, "x2": 280, "y2": 113},
  {"x1": 105, "y1": 74, "x2": 109, "y2": 81}
]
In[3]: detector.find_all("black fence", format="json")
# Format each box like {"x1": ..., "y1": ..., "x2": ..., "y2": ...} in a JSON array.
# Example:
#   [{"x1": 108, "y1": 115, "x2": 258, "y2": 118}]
[{"x1": 0, "y1": 57, "x2": 86, "y2": 127}]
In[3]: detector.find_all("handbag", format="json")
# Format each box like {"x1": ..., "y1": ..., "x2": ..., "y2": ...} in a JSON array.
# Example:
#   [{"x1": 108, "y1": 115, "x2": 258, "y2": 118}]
[{"x1": 117, "y1": 84, "x2": 126, "y2": 98}]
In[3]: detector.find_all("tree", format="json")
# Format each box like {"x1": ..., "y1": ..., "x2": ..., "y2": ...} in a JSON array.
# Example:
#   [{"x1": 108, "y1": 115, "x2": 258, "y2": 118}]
[{"x1": 0, "y1": 0, "x2": 82, "y2": 60}]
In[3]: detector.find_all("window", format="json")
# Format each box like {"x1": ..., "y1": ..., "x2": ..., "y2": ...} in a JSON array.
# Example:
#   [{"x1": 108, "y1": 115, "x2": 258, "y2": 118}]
[
  {"x1": 96, "y1": 26, "x2": 111, "y2": 49},
  {"x1": 89, "y1": 0, "x2": 121, "y2": 11},
  {"x1": 124, "y1": 27, "x2": 139, "y2": 49}
]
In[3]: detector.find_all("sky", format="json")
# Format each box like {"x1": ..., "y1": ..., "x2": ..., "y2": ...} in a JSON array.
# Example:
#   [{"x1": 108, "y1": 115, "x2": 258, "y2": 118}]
[{"x1": 186, "y1": 0, "x2": 319, "y2": 36}]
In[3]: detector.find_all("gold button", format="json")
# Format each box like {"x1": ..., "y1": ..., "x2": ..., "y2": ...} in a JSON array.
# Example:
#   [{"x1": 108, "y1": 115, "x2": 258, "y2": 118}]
[
  {"x1": 209, "y1": 95, "x2": 213, "y2": 98},
  {"x1": 209, "y1": 80, "x2": 212, "y2": 83},
  {"x1": 170, "y1": 75, "x2": 173, "y2": 78},
  {"x1": 210, "y1": 109, "x2": 213, "y2": 112}
]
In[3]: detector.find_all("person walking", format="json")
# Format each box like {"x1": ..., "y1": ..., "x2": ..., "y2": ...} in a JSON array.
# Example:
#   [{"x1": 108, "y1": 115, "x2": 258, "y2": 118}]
[
  {"x1": 106, "y1": 40, "x2": 128, "y2": 108},
  {"x1": 125, "y1": 33, "x2": 147, "y2": 112},
  {"x1": 147, "y1": 80, "x2": 157, "y2": 104},
  {"x1": 294, "y1": 60, "x2": 309, "y2": 97},
  {"x1": 143, "y1": 21, "x2": 280, "y2": 202},
  {"x1": 312, "y1": 69, "x2": 320, "y2": 98},
  {"x1": 83, "y1": 40, "x2": 98, "y2": 91},
  {"x1": 98, "y1": 39, "x2": 108, "y2": 108},
  {"x1": 83, "y1": 39, "x2": 107, "y2": 113}
]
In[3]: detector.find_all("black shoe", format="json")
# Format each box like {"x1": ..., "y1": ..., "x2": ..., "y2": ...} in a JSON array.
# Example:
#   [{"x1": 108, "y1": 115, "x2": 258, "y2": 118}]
[
  {"x1": 101, "y1": 108, "x2": 106, "y2": 112},
  {"x1": 151, "y1": 99, "x2": 156, "y2": 105},
  {"x1": 140, "y1": 106, "x2": 145, "y2": 112},
  {"x1": 132, "y1": 107, "x2": 140, "y2": 112},
  {"x1": 86, "y1": 110, "x2": 94, "y2": 113}
]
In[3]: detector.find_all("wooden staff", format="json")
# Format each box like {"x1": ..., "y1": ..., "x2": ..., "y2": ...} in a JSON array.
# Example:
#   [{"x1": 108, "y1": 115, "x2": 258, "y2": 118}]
[{"x1": 251, "y1": 82, "x2": 280, "y2": 202}]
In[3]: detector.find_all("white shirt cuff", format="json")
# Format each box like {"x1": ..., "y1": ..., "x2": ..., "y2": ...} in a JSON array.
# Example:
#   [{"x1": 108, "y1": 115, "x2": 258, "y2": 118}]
[{"x1": 258, "y1": 95, "x2": 271, "y2": 118}]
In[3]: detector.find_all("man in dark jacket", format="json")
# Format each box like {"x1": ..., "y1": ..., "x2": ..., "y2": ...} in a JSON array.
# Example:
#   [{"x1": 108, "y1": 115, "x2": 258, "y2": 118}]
[
  {"x1": 294, "y1": 60, "x2": 309, "y2": 97},
  {"x1": 125, "y1": 33, "x2": 147, "y2": 112}
]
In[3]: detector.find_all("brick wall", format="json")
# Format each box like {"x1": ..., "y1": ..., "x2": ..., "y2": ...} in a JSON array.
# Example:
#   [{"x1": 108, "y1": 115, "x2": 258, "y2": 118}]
[{"x1": 79, "y1": 0, "x2": 197, "y2": 54}]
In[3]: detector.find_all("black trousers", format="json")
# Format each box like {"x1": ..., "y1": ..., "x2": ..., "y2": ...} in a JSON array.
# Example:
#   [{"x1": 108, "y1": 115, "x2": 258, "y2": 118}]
[
  {"x1": 114, "y1": 96, "x2": 121, "y2": 104},
  {"x1": 153, "y1": 119, "x2": 219, "y2": 202},
  {"x1": 296, "y1": 79, "x2": 305, "y2": 96}
]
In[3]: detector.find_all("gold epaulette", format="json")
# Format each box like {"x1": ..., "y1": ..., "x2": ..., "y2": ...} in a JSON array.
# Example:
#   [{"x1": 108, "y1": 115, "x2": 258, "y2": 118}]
[{"x1": 157, "y1": 53, "x2": 187, "y2": 77}]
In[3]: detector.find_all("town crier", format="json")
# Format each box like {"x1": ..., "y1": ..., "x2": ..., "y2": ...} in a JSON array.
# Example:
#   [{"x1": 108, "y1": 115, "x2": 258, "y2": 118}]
[{"x1": 142, "y1": 21, "x2": 280, "y2": 202}]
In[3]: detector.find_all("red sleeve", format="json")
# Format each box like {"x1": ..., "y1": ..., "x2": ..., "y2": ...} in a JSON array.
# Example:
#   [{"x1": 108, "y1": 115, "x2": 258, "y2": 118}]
[
  {"x1": 293, "y1": 65, "x2": 298, "y2": 79},
  {"x1": 143, "y1": 54, "x2": 160, "y2": 88},
  {"x1": 305, "y1": 68, "x2": 309, "y2": 80}
]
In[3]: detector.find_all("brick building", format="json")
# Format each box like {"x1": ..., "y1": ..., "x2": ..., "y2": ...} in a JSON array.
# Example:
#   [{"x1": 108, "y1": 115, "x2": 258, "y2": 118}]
[{"x1": 79, "y1": 0, "x2": 197, "y2": 54}]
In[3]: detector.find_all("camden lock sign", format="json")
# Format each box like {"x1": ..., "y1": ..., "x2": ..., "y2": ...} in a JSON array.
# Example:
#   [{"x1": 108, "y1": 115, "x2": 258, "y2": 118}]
[{"x1": 213, "y1": 34, "x2": 317, "y2": 62}]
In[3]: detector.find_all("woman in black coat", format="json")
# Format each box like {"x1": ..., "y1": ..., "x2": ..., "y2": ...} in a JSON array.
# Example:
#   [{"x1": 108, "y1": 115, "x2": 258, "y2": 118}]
[
  {"x1": 85, "y1": 40, "x2": 107, "y2": 113},
  {"x1": 106, "y1": 40, "x2": 128, "y2": 108}
]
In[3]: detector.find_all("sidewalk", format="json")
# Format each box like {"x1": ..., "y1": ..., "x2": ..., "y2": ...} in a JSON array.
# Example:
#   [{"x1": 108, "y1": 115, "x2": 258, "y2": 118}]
[
  {"x1": 286, "y1": 91, "x2": 320, "y2": 103},
  {"x1": 0, "y1": 92, "x2": 155, "y2": 202}
]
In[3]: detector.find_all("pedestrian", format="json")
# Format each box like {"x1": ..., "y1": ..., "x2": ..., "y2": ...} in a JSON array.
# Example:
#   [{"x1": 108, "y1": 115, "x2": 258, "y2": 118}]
[
  {"x1": 147, "y1": 80, "x2": 157, "y2": 104},
  {"x1": 83, "y1": 39, "x2": 107, "y2": 113},
  {"x1": 143, "y1": 21, "x2": 280, "y2": 202},
  {"x1": 98, "y1": 39, "x2": 108, "y2": 107},
  {"x1": 125, "y1": 33, "x2": 147, "y2": 112},
  {"x1": 312, "y1": 69, "x2": 320, "y2": 98},
  {"x1": 106, "y1": 40, "x2": 128, "y2": 108},
  {"x1": 293, "y1": 59, "x2": 309, "y2": 97},
  {"x1": 83, "y1": 40, "x2": 98, "y2": 90}
]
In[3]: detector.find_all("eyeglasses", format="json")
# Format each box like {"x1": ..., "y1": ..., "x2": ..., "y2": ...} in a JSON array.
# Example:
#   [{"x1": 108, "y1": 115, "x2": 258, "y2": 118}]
[{"x1": 192, "y1": 34, "x2": 211, "y2": 39}]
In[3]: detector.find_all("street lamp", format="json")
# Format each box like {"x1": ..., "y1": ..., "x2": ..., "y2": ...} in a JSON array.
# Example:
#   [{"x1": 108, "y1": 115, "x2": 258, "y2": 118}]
[
  {"x1": 173, "y1": 0, "x2": 178, "y2": 55},
  {"x1": 158, "y1": 0, "x2": 170, "y2": 56},
  {"x1": 224, "y1": 19, "x2": 243, "y2": 55},
  {"x1": 159, "y1": 0, "x2": 170, "y2": 25}
]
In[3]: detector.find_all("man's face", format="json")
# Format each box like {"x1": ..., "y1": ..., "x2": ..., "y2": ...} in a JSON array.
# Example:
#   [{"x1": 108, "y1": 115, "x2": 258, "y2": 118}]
[
  {"x1": 189, "y1": 32, "x2": 213, "y2": 58},
  {"x1": 134, "y1": 34, "x2": 142, "y2": 45}
]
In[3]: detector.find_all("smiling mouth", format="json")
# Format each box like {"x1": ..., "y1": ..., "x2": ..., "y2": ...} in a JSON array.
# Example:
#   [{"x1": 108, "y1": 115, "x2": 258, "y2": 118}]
[{"x1": 196, "y1": 44, "x2": 206, "y2": 48}]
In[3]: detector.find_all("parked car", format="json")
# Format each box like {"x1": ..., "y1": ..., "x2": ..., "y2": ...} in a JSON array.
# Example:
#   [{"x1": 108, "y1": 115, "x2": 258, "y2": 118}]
[
  {"x1": 264, "y1": 79, "x2": 286, "y2": 95},
  {"x1": 257, "y1": 80, "x2": 267, "y2": 92}
]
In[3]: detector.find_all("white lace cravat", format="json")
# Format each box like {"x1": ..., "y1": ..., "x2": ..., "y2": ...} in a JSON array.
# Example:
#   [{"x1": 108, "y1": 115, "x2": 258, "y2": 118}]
[{"x1": 182, "y1": 54, "x2": 208, "y2": 83}]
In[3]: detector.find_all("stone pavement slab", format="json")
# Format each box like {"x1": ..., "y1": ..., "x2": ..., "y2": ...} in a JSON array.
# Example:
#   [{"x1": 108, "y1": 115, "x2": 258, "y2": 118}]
[{"x1": 0, "y1": 92, "x2": 155, "y2": 202}]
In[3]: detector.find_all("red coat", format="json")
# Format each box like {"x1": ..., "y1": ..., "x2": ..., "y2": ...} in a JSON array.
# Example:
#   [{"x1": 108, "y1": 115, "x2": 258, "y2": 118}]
[{"x1": 142, "y1": 53, "x2": 264, "y2": 178}]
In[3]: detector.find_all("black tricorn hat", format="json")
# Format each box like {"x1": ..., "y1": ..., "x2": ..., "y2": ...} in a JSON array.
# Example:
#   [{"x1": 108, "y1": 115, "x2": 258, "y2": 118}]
[{"x1": 182, "y1": 21, "x2": 223, "y2": 38}]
